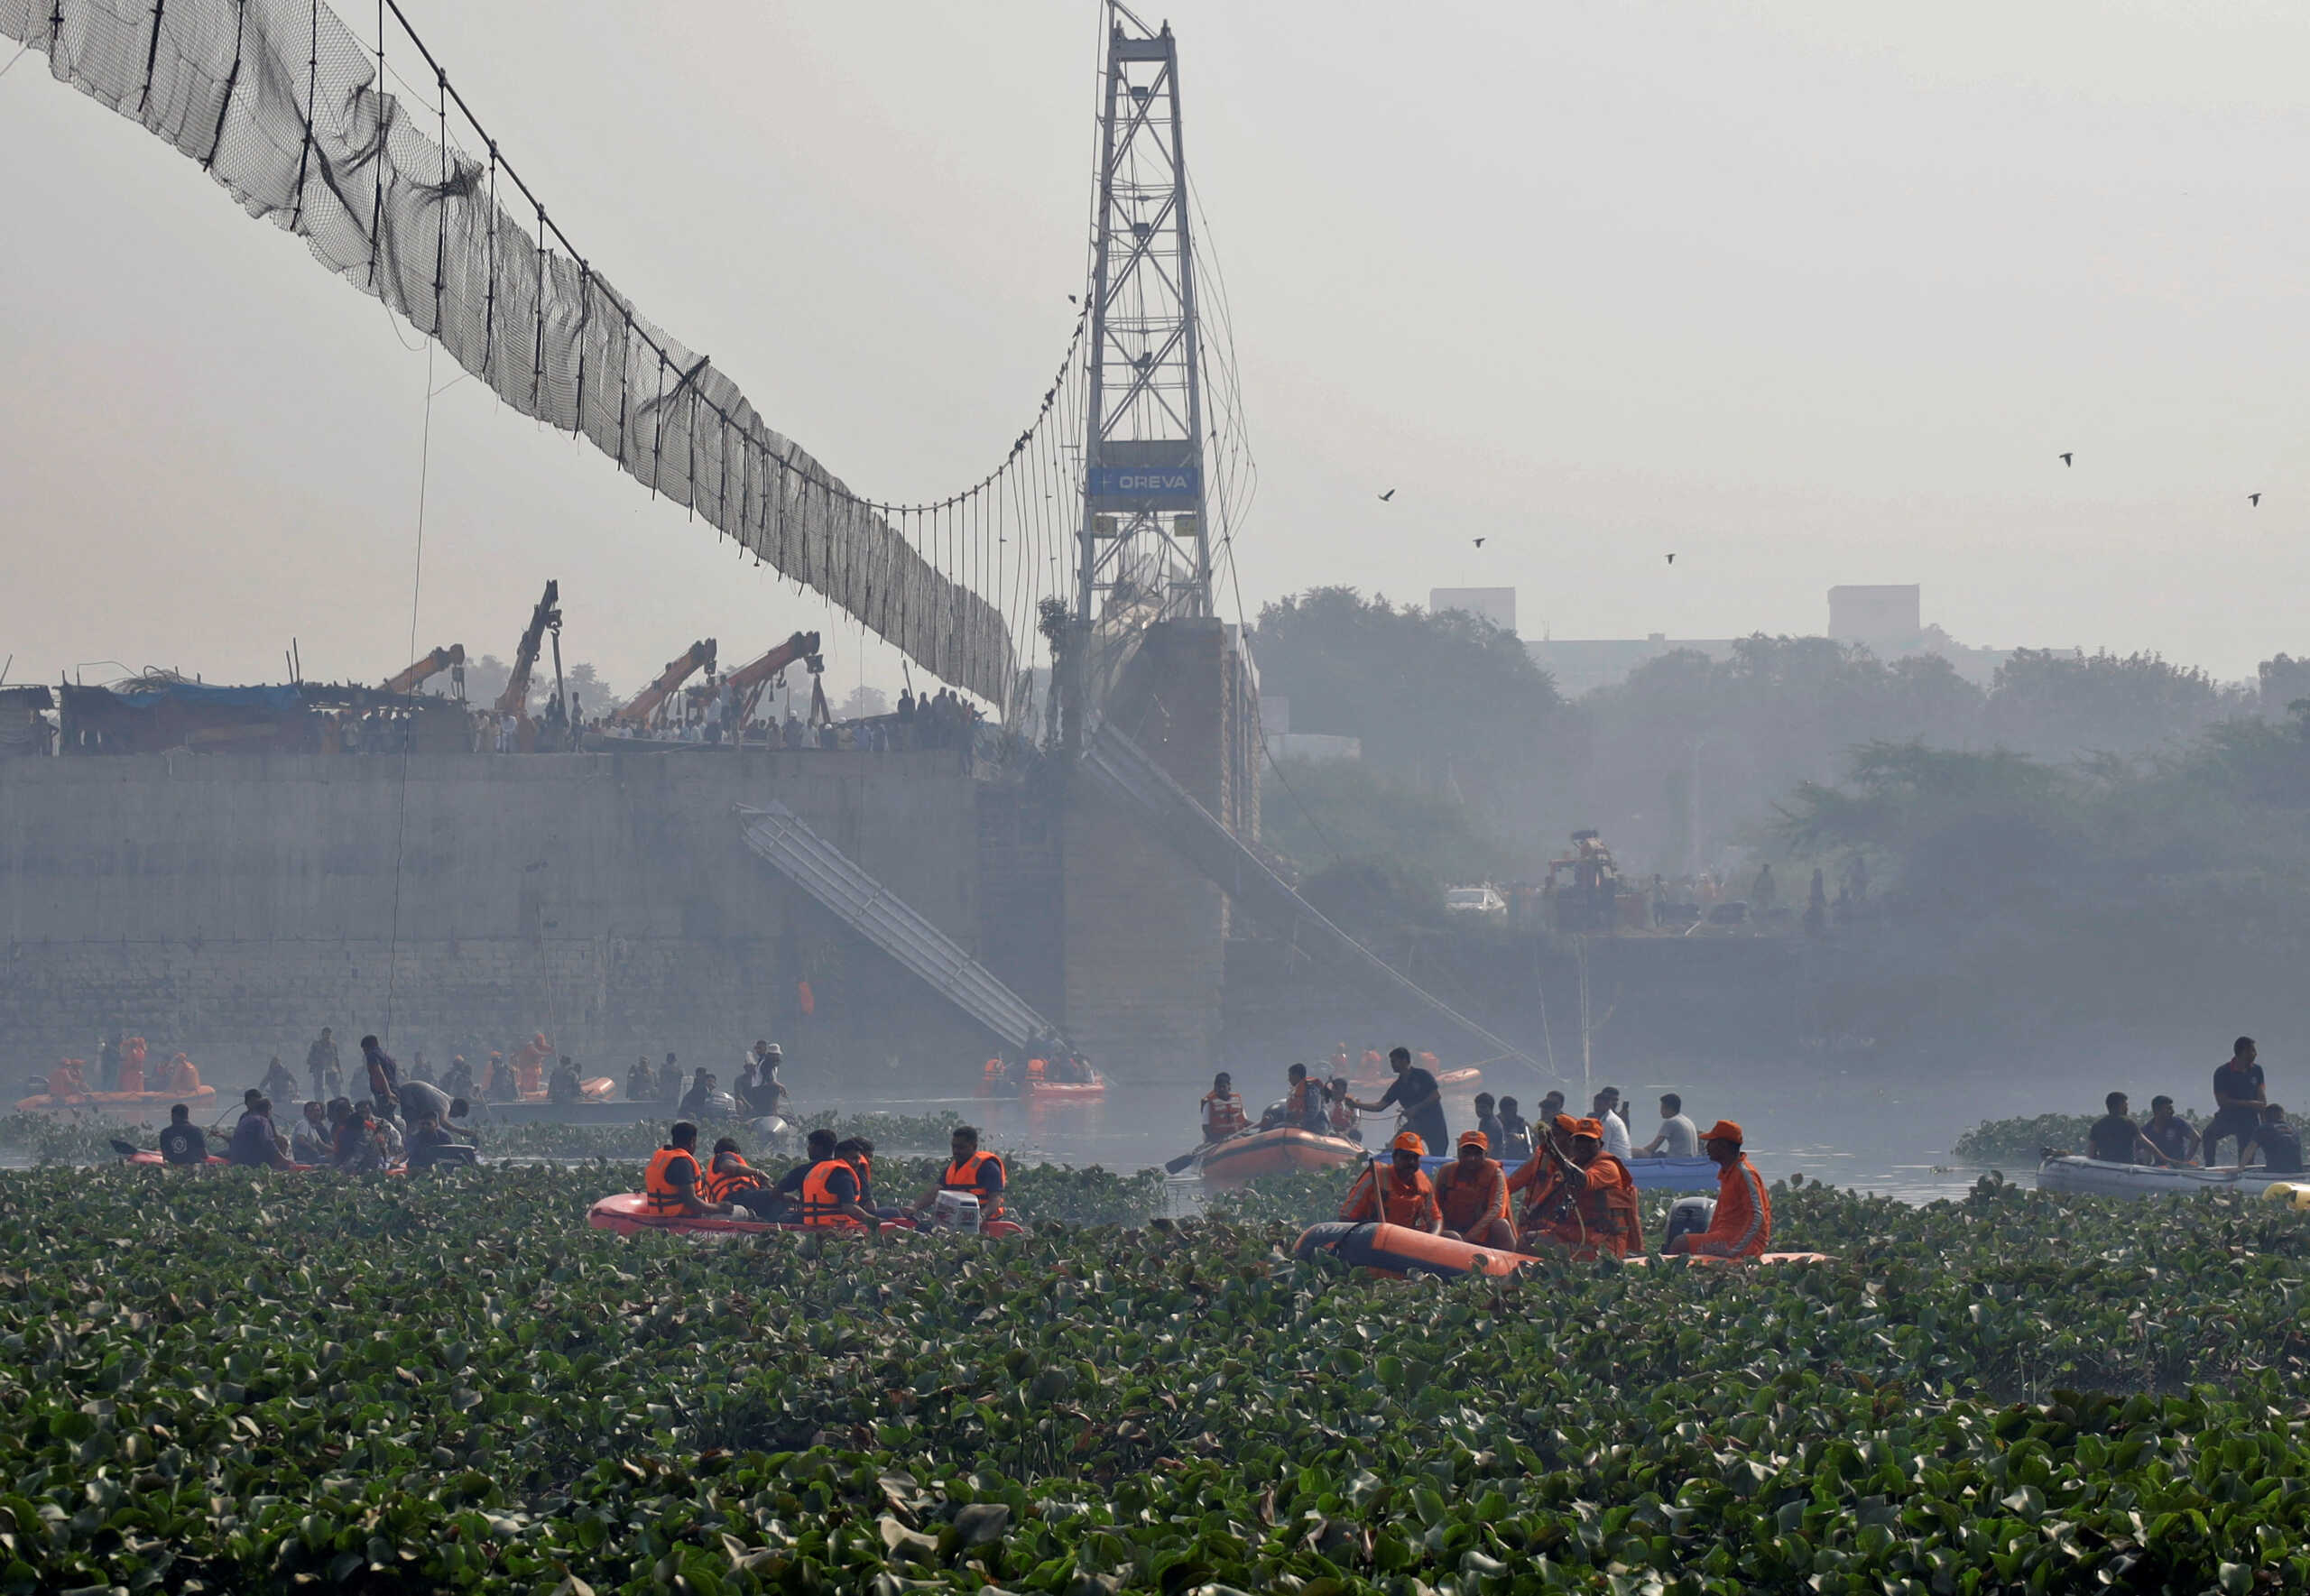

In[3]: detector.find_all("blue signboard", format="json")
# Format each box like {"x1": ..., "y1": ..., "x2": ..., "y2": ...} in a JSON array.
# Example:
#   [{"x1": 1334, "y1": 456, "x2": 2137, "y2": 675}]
[{"x1": 1087, "y1": 464, "x2": 1201, "y2": 508}]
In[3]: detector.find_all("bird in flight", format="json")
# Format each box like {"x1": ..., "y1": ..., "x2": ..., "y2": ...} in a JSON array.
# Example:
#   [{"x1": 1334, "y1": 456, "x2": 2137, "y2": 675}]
[
  {"x1": 1378, "y1": 488, "x2": 1396, "y2": 503},
  {"x1": 2250, "y1": 493, "x2": 2262, "y2": 507},
  {"x1": 1666, "y1": 554, "x2": 1676, "y2": 565},
  {"x1": 1473, "y1": 537, "x2": 1486, "y2": 548},
  {"x1": 2059, "y1": 452, "x2": 2074, "y2": 466}
]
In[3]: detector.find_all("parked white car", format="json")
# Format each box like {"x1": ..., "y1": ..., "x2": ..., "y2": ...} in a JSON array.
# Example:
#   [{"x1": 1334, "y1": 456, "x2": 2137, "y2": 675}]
[{"x1": 1444, "y1": 884, "x2": 1508, "y2": 918}]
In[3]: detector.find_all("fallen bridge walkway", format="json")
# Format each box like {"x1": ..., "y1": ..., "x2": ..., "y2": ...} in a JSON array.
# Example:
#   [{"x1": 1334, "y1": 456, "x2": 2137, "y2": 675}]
[
  {"x1": 737, "y1": 802, "x2": 1056, "y2": 1050},
  {"x1": 1081, "y1": 725, "x2": 1554, "y2": 1081}
]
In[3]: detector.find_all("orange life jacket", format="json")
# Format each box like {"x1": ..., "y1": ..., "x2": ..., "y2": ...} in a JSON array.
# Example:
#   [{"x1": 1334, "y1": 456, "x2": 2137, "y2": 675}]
[
  {"x1": 642, "y1": 1146, "x2": 702, "y2": 1213},
  {"x1": 116, "y1": 1053, "x2": 145, "y2": 1093},
  {"x1": 1508, "y1": 1153, "x2": 1567, "y2": 1231},
  {"x1": 1435, "y1": 1157, "x2": 1509, "y2": 1234},
  {"x1": 1339, "y1": 1165, "x2": 1441, "y2": 1230},
  {"x1": 1026, "y1": 1058, "x2": 1048, "y2": 1081},
  {"x1": 163, "y1": 1056, "x2": 200, "y2": 1093},
  {"x1": 799, "y1": 1158, "x2": 864, "y2": 1228},
  {"x1": 48, "y1": 1060, "x2": 88, "y2": 1099},
  {"x1": 1418, "y1": 1051, "x2": 1441, "y2": 1072},
  {"x1": 983, "y1": 1058, "x2": 1003, "y2": 1080},
  {"x1": 702, "y1": 1153, "x2": 764, "y2": 1204},
  {"x1": 1547, "y1": 1154, "x2": 1643, "y2": 1259},
  {"x1": 1687, "y1": 1156, "x2": 1772, "y2": 1258},
  {"x1": 941, "y1": 1149, "x2": 1006, "y2": 1219},
  {"x1": 1202, "y1": 1091, "x2": 1248, "y2": 1139}
]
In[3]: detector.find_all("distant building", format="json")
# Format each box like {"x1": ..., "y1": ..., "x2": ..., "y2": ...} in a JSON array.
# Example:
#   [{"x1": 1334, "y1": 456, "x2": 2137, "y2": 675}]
[
  {"x1": 1257, "y1": 696, "x2": 1359, "y2": 762},
  {"x1": 1428, "y1": 587, "x2": 1518, "y2": 633}
]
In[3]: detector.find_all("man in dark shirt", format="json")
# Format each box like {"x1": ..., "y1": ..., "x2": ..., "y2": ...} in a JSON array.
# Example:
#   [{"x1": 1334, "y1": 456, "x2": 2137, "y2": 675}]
[
  {"x1": 359, "y1": 1035, "x2": 400, "y2": 1112},
  {"x1": 2086, "y1": 1092, "x2": 2166, "y2": 1166},
  {"x1": 1347, "y1": 1046, "x2": 1448, "y2": 1156},
  {"x1": 157, "y1": 1103, "x2": 208, "y2": 1166},
  {"x1": 226, "y1": 1098, "x2": 291, "y2": 1168},
  {"x1": 2142, "y1": 1095, "x2": 2201, "y2": 1165},
  {"x1": 2243, "y1": 1104, "x2": 2303, "y2": 1176},
  {"x1": 765, "y1": 1128, "x2": 841, "y2": 1221},
  {"x1": 2207, "y1": 1038, "x2": 2268, "y2": 1166}
]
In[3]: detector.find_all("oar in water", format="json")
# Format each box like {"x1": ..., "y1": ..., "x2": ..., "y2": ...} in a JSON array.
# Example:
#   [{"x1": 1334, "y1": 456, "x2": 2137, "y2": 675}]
[
  {"x1": 1164, "y1": 1143, "x2": 1211, "y2": 1175},
  {"x1": 108, "y1": 1139, "x2": 143, "y2": 1158}
]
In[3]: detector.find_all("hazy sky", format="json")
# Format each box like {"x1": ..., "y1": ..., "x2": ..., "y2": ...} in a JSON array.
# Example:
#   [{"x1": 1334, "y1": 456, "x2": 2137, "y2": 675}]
[{"x1": 7, "y1": 1, "x2": 2310, "y2": 701}]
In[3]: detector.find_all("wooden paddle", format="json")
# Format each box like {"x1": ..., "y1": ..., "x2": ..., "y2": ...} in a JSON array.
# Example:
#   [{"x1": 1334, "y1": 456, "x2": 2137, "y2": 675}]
[
  {"x1": 109, "y1": 1139, "x2": 142, "y2": 1158},
  {"x1": 1164, "y1": 1143, "x2": 1211, "y2": 1175}
]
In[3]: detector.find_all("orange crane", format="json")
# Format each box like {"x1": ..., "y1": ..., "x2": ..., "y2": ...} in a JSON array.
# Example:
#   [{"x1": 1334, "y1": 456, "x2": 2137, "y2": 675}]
[
  {"x1": 494, "y1": 580, "x2": 560, "y2": 747},
  {"x1": 724, "y1": 630, "x2": 825, "y2": 730},
  {"x1": 606, "y1": 639, "x2": 717, "y2": 733},
  {"x1": 383, "y1": 643, "x2": 465, "y2": 697}
]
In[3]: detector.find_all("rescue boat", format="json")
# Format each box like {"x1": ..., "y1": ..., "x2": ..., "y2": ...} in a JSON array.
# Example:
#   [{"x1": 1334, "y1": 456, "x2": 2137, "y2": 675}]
[
  {"x1": 2037, "y1": 1154, "x2": 2297, "y2": 1199},
  {"x1": 584, "y1": 1192, "x2": 1026, "y2": 1239},
  {"x1": 1199, "y1": 1126, "x2": 1366, "y2": 1186},
  {"x1": 518, "y1": 1076, "x2": 617, "y2": 1104},
  {"x1": 1435, "y1": 1067, "x2": 1483, "y2": 1091},
  {"x1": 16, "y1": 1084, "x2": 219, "y2": 1123},
  {"x1": 1294, "y1": 1221, "x2": 1832, "y2": 1278},
  {"x1": 118, "y1": 1149, "x2": 413, "y2": 1175}
]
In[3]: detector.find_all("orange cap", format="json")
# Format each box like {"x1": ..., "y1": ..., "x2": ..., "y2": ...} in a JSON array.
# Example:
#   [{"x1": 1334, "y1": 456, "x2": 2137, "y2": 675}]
[
  {"x1": 1573, "y1": 1118, "x2": 1604, "y2": 1140},
  {"x1": 1698, "y1": 1119, "x2": 1744, "y2": 1145},
  {"x1": 1457, "y1": 1130, "x2": 1488, "y2": 1151},
  {"x1": 1391, "y1": 1131, "x2": 1428, "y2": 1155},
  {"x1": 1551, "y1": 1113, "x2": 1581, "y2": 1136}
]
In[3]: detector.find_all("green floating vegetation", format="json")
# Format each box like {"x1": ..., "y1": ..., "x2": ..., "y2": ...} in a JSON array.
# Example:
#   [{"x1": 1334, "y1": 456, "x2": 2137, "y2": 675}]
[{"x1": 2, "y1": 1164, "x2": 2308, "y2": 1592}]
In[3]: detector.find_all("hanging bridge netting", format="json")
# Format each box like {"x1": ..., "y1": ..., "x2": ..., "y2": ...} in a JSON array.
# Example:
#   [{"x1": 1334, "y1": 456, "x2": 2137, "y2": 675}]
[{"x1": 5, "y1": 0, "x2": 1035, "y2": 706}]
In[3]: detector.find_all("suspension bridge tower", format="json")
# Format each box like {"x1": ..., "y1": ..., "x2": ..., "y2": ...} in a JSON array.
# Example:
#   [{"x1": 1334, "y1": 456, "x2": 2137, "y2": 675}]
[{"x1": 1056, "y1": 5, "x2": 1262, "y2": 1079}]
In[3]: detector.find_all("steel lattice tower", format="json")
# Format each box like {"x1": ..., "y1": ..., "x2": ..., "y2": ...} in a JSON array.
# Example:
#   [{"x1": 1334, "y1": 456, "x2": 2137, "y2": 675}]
[{"x1": 1067, "y1": 6, "x2": 1210, "y2": 742}]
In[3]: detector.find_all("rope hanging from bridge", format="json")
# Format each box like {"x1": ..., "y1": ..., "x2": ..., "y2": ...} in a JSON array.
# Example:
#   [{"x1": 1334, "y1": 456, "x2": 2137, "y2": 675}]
[{"x1": 5, "y1": 0, "x2": 1093, "y2": 711}]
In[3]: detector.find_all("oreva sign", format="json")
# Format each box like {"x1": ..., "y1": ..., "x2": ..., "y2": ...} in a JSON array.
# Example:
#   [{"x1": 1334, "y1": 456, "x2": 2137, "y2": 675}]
[{"x1": 1086, "y1": 465, "x2": 1201, "y2": 507}]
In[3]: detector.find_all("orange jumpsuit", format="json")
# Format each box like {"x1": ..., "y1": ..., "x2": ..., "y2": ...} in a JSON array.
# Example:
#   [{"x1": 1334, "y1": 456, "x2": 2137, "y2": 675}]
[
  {"x1": 1434, "y1": 1158, "x2": 1509, "y2": 1236},
  {"x1": 1539, "y1": 1154, "x2": 1643, "y2": 1259},
  {"x1": 1684, "y1": 1156, "x2": 1771, "y2": 1258},
  {"x1": 1339, "y1": 1166, "x2": 1442, "y2": 1231}
]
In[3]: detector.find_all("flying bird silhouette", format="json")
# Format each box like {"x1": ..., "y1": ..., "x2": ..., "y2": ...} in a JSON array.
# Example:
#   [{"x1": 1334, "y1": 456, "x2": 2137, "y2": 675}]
[
  {"x1": 1473, "y1": 537, "x2": 1486, "y2": 548},
  {"x1": 1666, "y1": 554, "x2": 1676, "y2": 565},
  {"x1": 2250, "y1": 493, "x2": 2262, "y2": 507},
  {"x1": 2059, "y1": 452, "x2": 2074, "y2": 466},
  {"x1": 1378, "y1": 488, "x2": 1395, "y2": 502}
]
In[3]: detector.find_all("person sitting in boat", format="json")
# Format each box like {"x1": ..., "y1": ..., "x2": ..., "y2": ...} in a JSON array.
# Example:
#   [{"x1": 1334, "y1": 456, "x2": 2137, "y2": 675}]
[
  {"x1": 548, "y1": 1056, "x2": 584, "y2": 1104},
  {"x1": 327, "y1": 1099, "x2": 393, "y2": 1173},
  {"x1": 626, "y1": 1056, "x2": 657, "y2": 1103},
  {"x1": 1636, "y1": 1093, "x2": 1701, "y2": 1159},
  {"x1": 440, "y1": 1055, "x2": 475, "y2": 1102},
  {"x1": 700, "y1": 1136, "x2": 784, "y2": 1217},
  {"x1": 291, "y1": 1101, "x2": 332, "y2": 1166},
  {"x1": 405, "y1": 1108, "x2": 476, "y2": 1172},
  {"x1": 679, "y1": 1069, "x2": 721, "y2": 1118},
  {"x1": 1665, "y1": 1121, "x2": 1772, "y2": 1259},
  {"x1": 1201, "y1": 1073, "x2": 1249, "y2": 1142},
  {"x1": 768, "y1": 1128, "x2": 842, "y2": 1221},
  {"x1": 1434, "y1": 1130, "x2": 1517, "y2": 1250},
  {"x1": 2243, "y1": 1104, "x2": 2304, "y2": 1176},
  {"x1": 2143, "y1": 1096, "x2": 2201, "y2": 1165},
  {"x1": 115, "y1": 1047, "x2": 145, "y2": 1095},
  {"x1": 1526, "y1": 1119, "x2": 1644, "y2": 1260},
  {"x1": 799, "y1": 1140, "x2": 879, "y2": 1230},
  {"x1": 226, "y1": 1096, "x2": 291, "y2": 1169},
  {"x1": 1509, "y1": 1113, "x2": 1576, "y2": 1239},
  {"x1": 914, "y1": 1125, "x2": 1008, "y2": 1222},
  {"x1": 1338, "y1": 1132, "x2": 1443, "y2": 1232},
  {"x1": 45, "y1": 1057, "x2": 91, "y2": 1101},
  {"x1": 1494, "y1": 1096, "x2": 1532, "y2": 1161},
  {"x1": 1473, "y1": 1093, "x2": 1506, "y2": 1152},
  {"x1": 2087, "y1": 1092, "x2": 2170, "y2": 1166},
  {"x1": 642, "y1": 1121, "x2": 731, "y2": 1219},
  {"x1": 1326, "y1": 1076, "x2": 1362, "y2": 1141},
  {"x1": 158, "y1": 1103, "x2": 208, "y2": 1166}
]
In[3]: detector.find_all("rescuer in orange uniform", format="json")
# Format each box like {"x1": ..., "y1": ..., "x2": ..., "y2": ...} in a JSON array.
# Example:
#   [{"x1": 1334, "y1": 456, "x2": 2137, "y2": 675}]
[
  {"x1": 1528, "y1": 1118, "x2": 1644, "y2": 1259},
  {"x1": 1338, "y1": 1132, "x2": 1444, "y2": 1232},
  {"x1": 1200, "y1": 1072, "x2": 1249, "y2": 1142},
  {"x1": 642, "y1": 1121, "x2": 731, "y2": 1219},
  {"x1": 1666, "y1": 1120, "x2": 1772, "y2": 1258},
  {"x1": 1434, "y1": 1130, "x2": 1516, "y2": 1250},
  {"x1": 1508, "y1": 1113, "x2": 1575, "y2": 1238},
  {"x1": 160, "y1": 1052, "x2": 202, "y2": 1096}
]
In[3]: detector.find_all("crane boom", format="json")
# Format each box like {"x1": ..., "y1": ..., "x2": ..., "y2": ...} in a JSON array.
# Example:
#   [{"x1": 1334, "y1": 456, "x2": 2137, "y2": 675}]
[
  {"x1": 383, "y1": 643, "x2": 466, "y2": 697},
  {"x1": 494, "y1": 581, "x2": 561, "y2": 718},
  {"x1": 725, "y1": 631, "x2": 824, "y2": 726},
  {"x1": 608, "y1": 639, "x2": 718, "y2": 729}
]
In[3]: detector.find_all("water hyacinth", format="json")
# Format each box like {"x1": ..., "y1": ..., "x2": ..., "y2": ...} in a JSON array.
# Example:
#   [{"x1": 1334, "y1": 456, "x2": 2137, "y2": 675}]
[{"x1": 0, "y1": 1162, "x2": 2304, "y2": 1591}]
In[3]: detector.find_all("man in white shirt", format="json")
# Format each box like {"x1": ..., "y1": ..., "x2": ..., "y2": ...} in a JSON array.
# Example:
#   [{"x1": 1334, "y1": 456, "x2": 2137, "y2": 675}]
[
  {"x1": 1638, "y1": 1092, "x2": 1702, "y2": 1159},
  {"x1": 1592, "y1": 1088, "x2": 1633, "y2": 1164}
]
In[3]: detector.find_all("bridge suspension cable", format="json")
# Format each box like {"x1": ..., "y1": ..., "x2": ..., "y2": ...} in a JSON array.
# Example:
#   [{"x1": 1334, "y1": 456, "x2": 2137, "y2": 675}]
[{"x1": 4, "y1": 0, "x2": 1091, "y2": 712}]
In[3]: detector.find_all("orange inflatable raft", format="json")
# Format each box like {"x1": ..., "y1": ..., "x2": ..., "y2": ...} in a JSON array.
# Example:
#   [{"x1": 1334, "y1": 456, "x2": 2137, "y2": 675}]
[
  {"x1": 585, "y1": 1192, "x2": 1026, "y2": 1240},
  {"x1": 1200, "y1": 1126, "x2": 1365, "y2": 1187},
  {"x1": 17, "y1": 1084, "x2": 218, "y2": 1122},
  {"x1": 1294, "y1": 1222, "x2": 1833, "y2": 1278}
]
